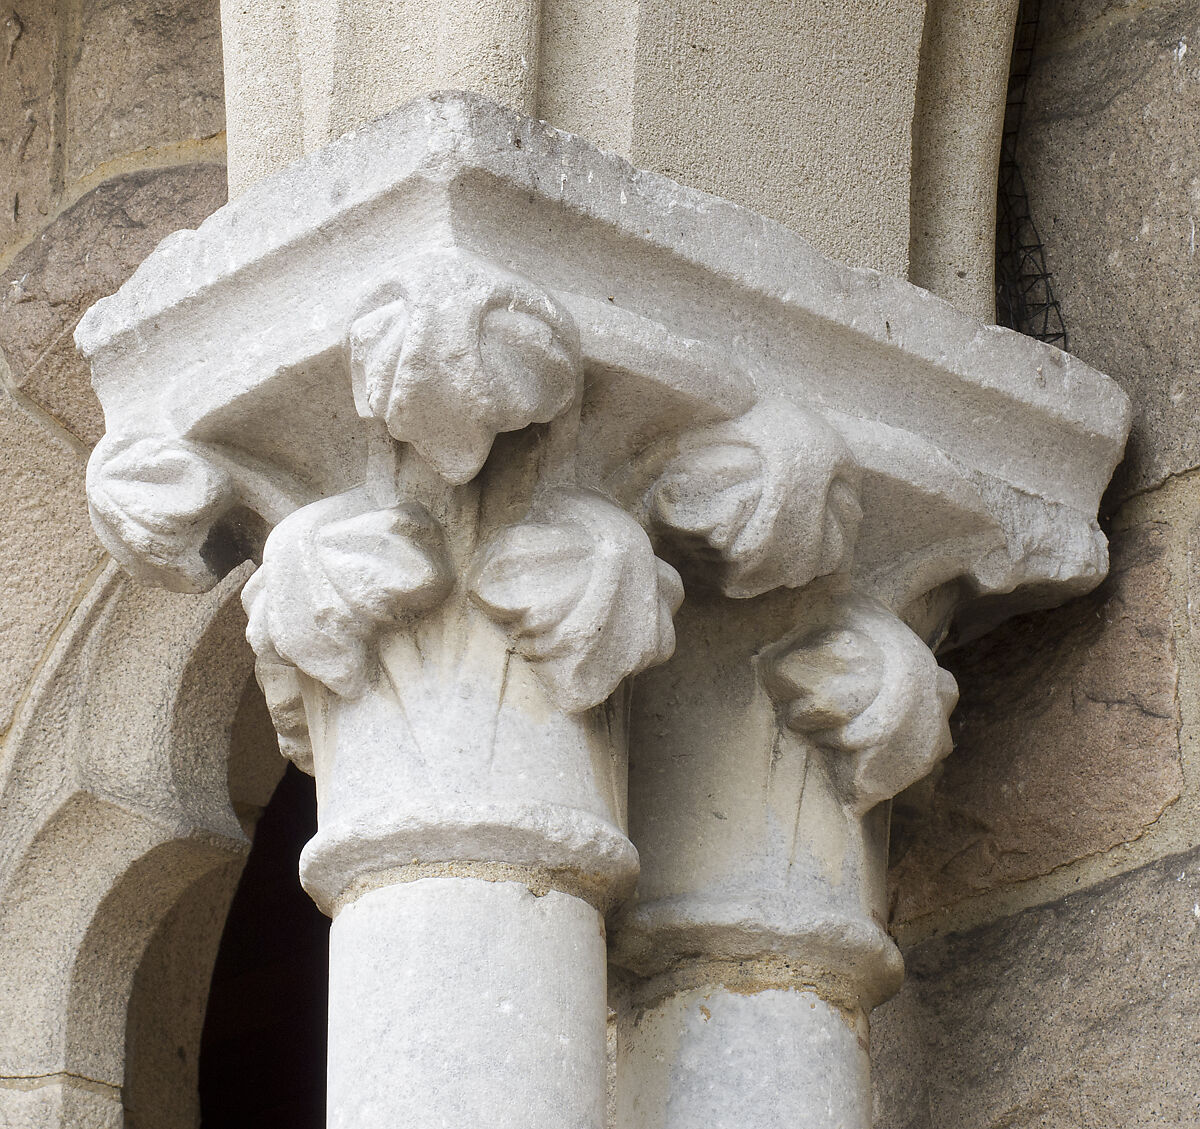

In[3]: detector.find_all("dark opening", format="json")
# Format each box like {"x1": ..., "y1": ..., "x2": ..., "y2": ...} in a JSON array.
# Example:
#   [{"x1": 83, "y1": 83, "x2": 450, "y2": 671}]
[{"x1": 198, "y1": 764, "x2": 329, "y2": 1128}]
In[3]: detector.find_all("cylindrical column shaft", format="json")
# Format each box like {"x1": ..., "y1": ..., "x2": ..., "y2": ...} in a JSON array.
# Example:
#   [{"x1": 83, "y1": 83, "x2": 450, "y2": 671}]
[
  {"x1": 328, "y1": 876, "x2": 607, "y2": 1129},
  {"x1": 614, "y1": 591, "x2": 953, "y2": 1125},
  {"x1": 616, "y1": 983, "x2": 870, "y2": 1129},
  {"x1": 288, "y1": 587, "x2": 635, "y2": 1129}
]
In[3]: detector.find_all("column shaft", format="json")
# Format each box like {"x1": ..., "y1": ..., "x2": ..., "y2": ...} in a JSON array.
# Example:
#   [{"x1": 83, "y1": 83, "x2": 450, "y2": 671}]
[
  {"x1": 616, "y1": 983, "x2": 870, "y2": 1129},
  {"x1": 329, "y1": 877, "x2": 607, "y2": 1129}
]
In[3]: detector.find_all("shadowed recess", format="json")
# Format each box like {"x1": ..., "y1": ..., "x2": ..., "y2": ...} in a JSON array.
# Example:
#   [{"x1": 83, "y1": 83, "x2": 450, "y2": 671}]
[{"x1": 199, "y1": 765, "x2": 328, "y2": 1128}]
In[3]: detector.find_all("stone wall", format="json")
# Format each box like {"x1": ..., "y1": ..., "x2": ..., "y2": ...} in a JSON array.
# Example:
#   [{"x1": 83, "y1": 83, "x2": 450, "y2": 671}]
[
  {"x1": 0, "y1": 0, "x2": 226, "y2": 739},
  {"x1": 0, "y1": 0, "x2": 1195, "y2": 1125},
  {"x1": 872, "y1": 1, "x2": 1200, "y2": 1123},
  {"x1": 0, "y1": 4, "x2": 261, "y2": 1127}
]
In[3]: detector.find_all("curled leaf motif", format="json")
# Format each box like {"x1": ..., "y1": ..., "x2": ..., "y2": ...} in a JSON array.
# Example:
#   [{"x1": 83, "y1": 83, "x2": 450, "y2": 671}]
[
  {"x1": 761, "y1": 595, "x2": 958, "y2": 812},
  {"x1": 469, "y1": 489, "x2": 684, "y2": 713},
  {"x1": 349, "y1": 249, "x2": 581, "y2": 485},
  {"x1": 242, "y1": 492, "x2": 452, "y2": 698},
  {"x1": 254, "y1": 658, "x2": 314, "y2": 774},
  {"x1": 647, "y1": 399, "x2": 862, "y2": 598},
  {"x1": 86, "y1": 433, "x2": 233, "y2": 593}
]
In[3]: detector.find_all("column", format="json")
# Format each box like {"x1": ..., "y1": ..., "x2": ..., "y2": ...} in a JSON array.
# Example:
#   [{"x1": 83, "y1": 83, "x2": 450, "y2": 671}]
[
  {"x1": 229, "y1": 253, "x2": 680, "y2": 1127},
  {"x1": 612, "y1": 592, "x2": 957, "y2": 1129},
  {"x1": 74, "y1": 92, "x2": 1128, "y2": 1129}
]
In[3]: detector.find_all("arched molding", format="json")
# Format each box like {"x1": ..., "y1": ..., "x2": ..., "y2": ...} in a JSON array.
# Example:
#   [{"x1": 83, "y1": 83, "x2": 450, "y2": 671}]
[{"x1": 0, "y1": 562, "x2": 276, "y2": 1127}]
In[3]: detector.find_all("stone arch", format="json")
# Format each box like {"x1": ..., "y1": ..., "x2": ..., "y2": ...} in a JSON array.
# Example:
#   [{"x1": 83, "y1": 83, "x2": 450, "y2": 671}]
[{"x1": 0, "y1": 563, "x2": 284, "y2": 1128}]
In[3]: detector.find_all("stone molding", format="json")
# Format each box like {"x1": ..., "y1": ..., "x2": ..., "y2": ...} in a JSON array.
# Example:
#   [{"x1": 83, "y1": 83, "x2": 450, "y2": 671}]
[
  {"x1": 74, "y1": 91, "x2": 1129, "y2": 1128},
  {"x1": 77, "y1": 94, "x2": 1126, "y2": 605},
  {"x1": 0, "y1": 564, "x2": 260, "y2": 1129}
]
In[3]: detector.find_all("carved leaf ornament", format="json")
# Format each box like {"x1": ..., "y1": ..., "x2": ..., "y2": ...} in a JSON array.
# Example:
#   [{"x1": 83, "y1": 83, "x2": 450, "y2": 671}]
[
  {"x1": 349, "y1": 249, "x2": 582, "y2": 485},
  {"x1": 86, "y1": 433, "x2": 234, "y2": 593},
  {"x1": 254, "y1": 659, "x2": 314, "y2": 773},
  {"x1": 646, "y1": 399, "x2": 863, "y2": 598},
  {"x1": 242, "y1": 492, "x2": 453, "y2": 698},
  {"x1": 86, "y1": 247, "x2": 880, "y2": 730},
  {"x1": 469, "y1": 488, "x2": 685, "y2": 713},
  {"x1": 761, "y1": 595, "x2": 959, "y2": 812}
]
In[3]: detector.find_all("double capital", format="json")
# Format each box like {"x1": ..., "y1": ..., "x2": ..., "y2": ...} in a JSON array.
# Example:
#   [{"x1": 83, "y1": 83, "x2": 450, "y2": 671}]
[{"x1": 76, "y1": 92, "x2": 1129, "y2": 1015}]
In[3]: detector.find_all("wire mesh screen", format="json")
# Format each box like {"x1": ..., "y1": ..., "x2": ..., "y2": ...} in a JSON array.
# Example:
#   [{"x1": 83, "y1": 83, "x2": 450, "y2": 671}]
[{"x1": 996, "y1": 0, "x2": 1069, "y2": 350}]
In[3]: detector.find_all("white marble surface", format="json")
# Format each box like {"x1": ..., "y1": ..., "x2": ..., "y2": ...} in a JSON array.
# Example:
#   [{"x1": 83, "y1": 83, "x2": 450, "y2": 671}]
[{"x1": 70, "y1": 91, "x2": 1130, "y2": 1129}]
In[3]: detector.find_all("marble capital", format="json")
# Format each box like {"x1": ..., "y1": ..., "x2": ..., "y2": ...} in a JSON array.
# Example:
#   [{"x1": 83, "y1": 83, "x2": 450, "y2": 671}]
[{"x1": 75, "y1": 91, "x2": 1130, "y2": 1129}]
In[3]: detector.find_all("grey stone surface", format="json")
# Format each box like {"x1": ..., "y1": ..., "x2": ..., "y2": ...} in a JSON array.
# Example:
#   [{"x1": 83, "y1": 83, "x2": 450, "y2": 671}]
[
  {"x1": 66, "y1": 0, "x2": 225, "y2": 182},
  {"x1": 617, "y1": 986, "x2": 871, "y2": 1129},
  {"x1": 123, "y1": 863, "x2": 242, "y2": 1129},
  {"x1": 890, "y1": 513, "x2": 1183, "y2": 924},
  {"x1": 329, "y1": 878, "x2": 608, "y2": 1129},
  {"x1": 0, "y1": 164, "x2": 226, "y2": 445},
  {"x1": 0, "y1": 569, "x2": 255, "y2": 1092},
  {"x1": 122, "y1": 675, "x2": 283, "y2": 1129},
  {"x1": 0, "y1": 3, "x2": 58, "y2": 257},
  {"x1": 225, "y1": 675, "x2": 288, "y2": 824},
  {"x1": 76, "y1": 93, "x2": 1128, "y2": 628},
  {"x1": 0, "y1": 386, "x2": 104, "y2": 734},
  {"x1": 221, "y1": 0, "x2": 940, "y2": 278},
  {"x1": 1021, "y1": 0, "x2": 1200, "y2": 499},
  {"x1": 624, "y1": 0, "x2": 924, "y2": 276},
  {"x1": 873, "y1": 844, "x2": 1200, "y2": 1127},
  {"x1": 908, "y1": 0, "x2": 1019, "y2": 319},
  {"x1": 0, "y1": 1078, "x2": 123, "y2": 1129}
]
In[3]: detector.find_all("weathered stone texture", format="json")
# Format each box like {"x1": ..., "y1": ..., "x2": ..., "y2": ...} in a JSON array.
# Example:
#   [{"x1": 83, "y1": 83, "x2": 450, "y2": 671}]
[
  {"x1": 908, "y1": 0, "x2": 1018, "y2": 319},
  {"x1": 0, "y1": 387, "x2": 104, "y2": 734},
  {"x1": 891, "y1": 514, "x2": 1182, "y2": 924},
  {"x1": 888, "y1": 0, "x2": 1200, "y2": 925},
  {"x1": 123, "y1": 863, "x2": 242, "y2": 1129},
  {"x1": 874, "y1": 845, "x2": 1200, "y2": 1127},
  {"x1": 226, "y1": 677, "x2": 288, "y2": 825},
  {"x1": 66, "y1": 0, "x2": 225, "y2": 182},
  {"x1": 1021, "y1": 0, "x2": 1200, "y2": 498},
  {"x1": 0, "y1": 164, "x2": 227, "y2": 445},
  {"x1": 222, "y1": 0, "x2": 927, "y2": 274},
  {"x1": 0, "y1": 3, "x2": 58, "y2": 256},
  {"x1": 0, "y1": 1080, "x2": 123, "y2": 1129},
  {"x1": 68, "y1": 91, "x2": 1128, "y2": 1127}
]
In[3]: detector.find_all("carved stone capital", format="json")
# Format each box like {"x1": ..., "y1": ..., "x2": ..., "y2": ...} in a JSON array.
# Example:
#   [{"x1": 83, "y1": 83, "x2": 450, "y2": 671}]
[{"x1": 74, "y1": 91, "x2": 1129, "y2": 1129}]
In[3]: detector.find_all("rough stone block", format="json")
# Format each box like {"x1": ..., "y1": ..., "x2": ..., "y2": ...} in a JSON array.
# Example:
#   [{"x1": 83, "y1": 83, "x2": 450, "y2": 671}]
[
  {"x1": 0, "y1": 1080, "x2": 123, "y2": 1129},
  {"x1": 868, "y1": 977, "x2": 928, "y2": 1129},
  {"x1": 0, "y1": 164, "x2": 226, "y2": 445},
  {"x1": 873, "y1": 844, "x2": 1200, "y2": 1127},
  {"x1": 890, "y1": 512, "x2": 1183, "y2": 924},
  {"x1": 1021, "y1": 0, "x2": 1200, "y2": 497},
  {"x1": 66, "y1": 0, "x2": 225, "y2": 182},
  {"x1": 0, "y1": 2, "x2": 58, "y2": 257},
  {"x1": 0, "y1": 387, "x2": 104, "y2": 733}
]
